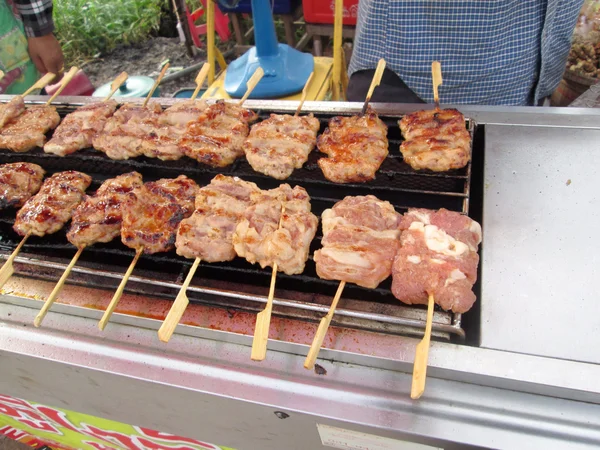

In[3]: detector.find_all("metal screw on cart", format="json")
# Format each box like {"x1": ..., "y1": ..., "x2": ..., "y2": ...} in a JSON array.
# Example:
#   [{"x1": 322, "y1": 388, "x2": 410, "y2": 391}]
[{"x1": 274, "y1": 411, "x2": 290, "y2": 419}]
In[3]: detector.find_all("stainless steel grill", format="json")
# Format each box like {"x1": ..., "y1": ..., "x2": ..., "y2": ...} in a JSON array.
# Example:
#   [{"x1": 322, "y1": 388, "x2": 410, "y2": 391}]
[{"x1": 0, "y1": 100, "x2": 480, "y2": 340}]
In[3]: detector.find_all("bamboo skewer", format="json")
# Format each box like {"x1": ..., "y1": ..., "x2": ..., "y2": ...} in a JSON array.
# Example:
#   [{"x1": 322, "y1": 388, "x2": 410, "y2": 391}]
[
  {"x1": 158, "y1": 257, "x2": 201, "y2": 342},
  {"x1": 0, "y1": 233, "x2": 31, "y2": 290},
  {"x1": 98, "y1": 247, "x2": 143, "y2": 330},
  {"x1": 103, "y1": 71, "x2": 128, "y2": 102},
  {"x1": 251, "y1": 204, "x2": 285, "y2": 361},
  {"x1": 410, "y1": 62, "x2": 443, "y2": 399},
  {"x1": 361, "y1": 58, "x2": 386, "y2": 115},
  {"x1": 411, "y1": 293, "x2": 435, "y2": 399},
  {"x1": 45, "y1": 67, "x2": 79, "y2": 106},
  {"x1": 34, "y1": 246, "x2": 85, "y2": 327},
  {"x1": 238, "y1": 67, "x2": 264, "y2": 106},
  {"x1": 190, "y1": 63, "x2": 211, "y2": 100},
  {"x1": 142, "y1": 63, "x2": 170, "y2": 107},
  {"x1": 303, "y1": 280, "x2": 346, "y2": 369},
  {"x1": 22, "y1": 72, "x2": 57, "y2": 97},
  {"x1": 294, "y1": 72, "x2": 314, "y2": 117},
  {"x1": 432, "y1": 61, "x2": 443, "y2": 110},
  {"x1": 0, "y1": 70, "x2": 4, "y2": 82}
]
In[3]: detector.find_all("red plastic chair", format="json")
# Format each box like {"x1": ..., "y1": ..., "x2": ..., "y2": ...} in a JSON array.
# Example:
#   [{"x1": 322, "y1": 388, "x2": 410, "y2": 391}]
[{"x1": 186, "y1": 0, "x2": 231, "y2": 47}]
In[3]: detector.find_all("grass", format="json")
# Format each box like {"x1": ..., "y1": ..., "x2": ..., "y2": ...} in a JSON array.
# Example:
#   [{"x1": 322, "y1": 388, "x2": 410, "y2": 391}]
[{"x1": 54, "y1": 0, "x2": 166, "y2": 65}]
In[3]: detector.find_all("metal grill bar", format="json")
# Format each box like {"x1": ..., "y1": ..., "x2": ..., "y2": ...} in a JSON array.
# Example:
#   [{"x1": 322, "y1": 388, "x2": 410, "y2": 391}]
[{"x1": 0, "y1": 99, "x2": 478, "y2": 340}]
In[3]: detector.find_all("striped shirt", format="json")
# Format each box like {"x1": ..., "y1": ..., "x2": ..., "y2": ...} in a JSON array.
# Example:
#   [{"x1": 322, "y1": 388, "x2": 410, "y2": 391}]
[
  {"x1": 348, "y1": 0, "x2": 584, "y2": 105},
  {"x1": 13, "y1": 0, "x2": 55, "y2": 37}
]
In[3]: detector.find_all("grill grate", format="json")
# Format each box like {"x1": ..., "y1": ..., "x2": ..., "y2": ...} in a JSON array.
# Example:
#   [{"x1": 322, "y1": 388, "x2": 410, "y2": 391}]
[{"x1": 0, "y1": 100, "x2": 478, "y2": 339}]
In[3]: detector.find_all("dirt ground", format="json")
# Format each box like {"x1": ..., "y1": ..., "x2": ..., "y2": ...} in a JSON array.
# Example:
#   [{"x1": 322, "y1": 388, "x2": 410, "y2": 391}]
[{"x1": 81, "y1": 37, "x2": 210, "y2": 97}]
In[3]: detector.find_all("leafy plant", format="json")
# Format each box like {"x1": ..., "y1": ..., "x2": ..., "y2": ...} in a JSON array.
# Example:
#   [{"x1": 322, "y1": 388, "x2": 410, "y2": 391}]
[{"x1": 54, "y1": 0, "x2": 166, "y2": 64}]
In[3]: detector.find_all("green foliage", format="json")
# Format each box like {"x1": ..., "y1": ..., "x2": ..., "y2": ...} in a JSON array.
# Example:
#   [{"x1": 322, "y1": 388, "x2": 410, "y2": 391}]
[{"x1": 54, "y1": 0, "x2": 166, "y2": 64}]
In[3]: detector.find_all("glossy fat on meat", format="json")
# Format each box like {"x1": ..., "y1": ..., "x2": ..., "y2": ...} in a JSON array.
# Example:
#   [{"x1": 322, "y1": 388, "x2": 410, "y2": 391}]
[
  {"x1": 176, "y1": 175, "x2": 260, "y2": 262},
  {"x1": 399, "y1": 108, "x2": 471, "y2": 172},
  {"x1": 67, "y1": 172, "x2": 143, "y2": 248},
  {"x1": 0, "y1": 162, "x2": 45, "y2": 209},
  {"x1": 317, "y1": 108, "x2": 388, "y2": 183},
  {"x1": 0, "y1": 106, "x2": 60, "y2": 152},
  {"x1": 92, "y1": 103, "x2": 162, "y2": 160},
  {"x1": 313, "y1": 195, "x2": 402, "y2": 288},
  {"x1": 391, "y1": 208, "x2": 482, "y2": 313},
  {"x1": 139, "y1": 100, "x2": 208, "y2": 160},
  {"x1": 13, "y1": 171, "x2": 92, "y2": 237},
  {"x1": 0, "y1": 96, "x2": 26, "y2": 129},
  {"x1": 121, "y1": 175, "x2": 199, "y2": 254},
  {"x1": 243, "y1": 113, "x2": 320, "y2": 180},
  {"x1": 233, "y1": 184, "x2": 318, "y2": 275},
  {"x1": 179, "y1": 100, "x2": 258, "y2": 167},
  {"x1": 44, "y1": 101, "x2": 118, "y2": 156}
]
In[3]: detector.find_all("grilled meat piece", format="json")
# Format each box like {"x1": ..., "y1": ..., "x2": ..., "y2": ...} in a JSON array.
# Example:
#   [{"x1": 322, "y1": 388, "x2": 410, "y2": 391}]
[
  {"x1": 233, "y1": 184, "x2": 318, "y2": 275},
  {"x1": 67, "y1": 172, "x2": 143, "y2": 248},
  {"x1": 44, "y1": 101, "x2": 118, "y2": 156},
  {"x1": 0, "y1": 162, "x2": 45, "y2": 210},
  {"x1": 317, "y1": 108, "x2": 388, "y2": 183},
  {"x1": 179, "y1": 100, "x2": 258, "y2": 167},
  {"x1": 243, "y1": 113, "x2": 320, "y2": 180},
  {"x1": 176, "y1": 174, "x2": 260, "y2": 262},
  {"x1": 0, "y1": 106, "x2": 60, "y2": 152},
  {"x1": 399, "y1": 108, "x2": 471, "y2": 172},
  {"x1": 314, "y1": 195, "x2": 402, "y2": 289},
  {"x1": 0, "y1": 96, "x2": 26, "y2": 129},
  {"x1": 93, "y1": 103, "x2": 162, "y2": 160},
  {"x1": 140, "y1": 100, "x2": 207, "y2": 161},
  {"x1": 121, "y1": 175, "x2": 199, "y2": 254},
  {"x1": 13, "y1": 171, "x2": 92, "y2": 237},
  {"x1": 391, "y1": 208, "x2": 482, "y2": 313}
]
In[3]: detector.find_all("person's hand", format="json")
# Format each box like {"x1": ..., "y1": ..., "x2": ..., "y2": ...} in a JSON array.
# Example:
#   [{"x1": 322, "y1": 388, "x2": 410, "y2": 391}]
[{"x1": 27, "y1": 34, "x2": 65, "y2": 78}]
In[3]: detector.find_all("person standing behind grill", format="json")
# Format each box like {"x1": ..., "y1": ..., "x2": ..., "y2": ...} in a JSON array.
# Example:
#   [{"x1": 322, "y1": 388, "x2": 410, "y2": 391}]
[
  {"x1": 347, "y1": 0, "x2": 584, "y2": 106},
  {"x1": 0, "y1": 0, "x2": 64, "y2": 94}
]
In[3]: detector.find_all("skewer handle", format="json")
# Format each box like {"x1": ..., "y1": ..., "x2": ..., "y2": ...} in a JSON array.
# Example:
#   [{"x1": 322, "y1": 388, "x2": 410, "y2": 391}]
[
  {"x1": 361, "y1": 58, "x2": 386, "y2": 115},
  {"x1": 304, "y1": 281, "x2": 345, "y2": 369},
  {"x1": 98, "y1": 248, "x2": 143, "y2": 330},
  {"x1": 0, "y1": 70, "x2": 4, "y2": 82},
  {"x1": 45, "y1": 67, "x2": 78, "y2": 105},
  {"x1": 251, "y1": 262, "x2": 278, "y2": 361},
  {"x1": 431, "y1": 61, "x2": 443, "y2": 109},
  {"x1": 411, "y1": 293, "x2": 435, "y2": 399},
  {"x1": 0, "y1": 233, "x2": 30, "y2": 290},
  {"x1": 34, "y1": 247, "x2": 84, "y2": 327},
  {"x1": 22, "y1": 72, "x2": 57, "y2": 97},
  {"x1": 295, "y1": 72, "x2": 314, "y2": 116},
  {"x1": 158, "y1": 257, "x2": 201, "y2": 342},
  {"x1": 191, "y1": 63, "x2": 211, "y2": 100},
  {"x1": 238, "y1": 67, "x2": 264, "y2": 106},
  {"x1": 143, "y1": 63, "x2": 170, "y2": 107},
  {"x1": 104, "y1": 71, "x2": 128, "y2": 102}
]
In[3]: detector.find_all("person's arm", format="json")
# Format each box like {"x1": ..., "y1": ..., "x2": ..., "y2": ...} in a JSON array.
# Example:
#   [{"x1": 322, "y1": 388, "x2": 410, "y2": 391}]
[{"x1": 14, "y1": 0, "x2": 64, "y2": 76}]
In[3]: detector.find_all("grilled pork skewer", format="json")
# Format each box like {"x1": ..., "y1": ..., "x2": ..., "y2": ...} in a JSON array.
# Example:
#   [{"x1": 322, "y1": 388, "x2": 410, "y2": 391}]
[
  {"x1": 0, "y1": 73, "x2": 56, "y2": 129},
  {"x1": 0, "y1": 68, "x2": 78, "y2": 152},
  {"x1": 43, "y1": 72, "x2": 128, "y2": 156},
  {"x1": 317, "y1": 63, "x2": 388, "y2": 184},
  {"x1": 305, "y1": 195, "x2": 402, "y2": 369},
  {"x1": 233, "y1": 184, "x2": 318, "y2": 360},
  {"x1": 0, "y1": 162, "x2": 45, "y2": 210},
  {"x1": 179, "y1": 67, "x2": 263, "y2": 167},
  {"x1": 158, "y1": 174, "x2": 261, "y2": 342},
  {"x1": 0, "y1": 170, "x2": 91, "y2": 290},
  {"x1": 242, "y1": 74, "x2": 319, "y2": 180},
  {"x1": 93, "y1": 66, "x2": 210, "y2": 161},
  {"x1": 33, "y1": 172, "x2": 144, "y2": 327},
  {"x1": 98, "y1": 175, "x2": 199, "y2": 330}
]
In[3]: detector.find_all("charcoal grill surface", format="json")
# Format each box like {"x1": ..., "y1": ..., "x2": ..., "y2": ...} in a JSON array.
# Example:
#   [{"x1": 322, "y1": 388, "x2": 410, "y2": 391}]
[{"x1": 0, "y1": 100, "x2": 480, "y2": 339}]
